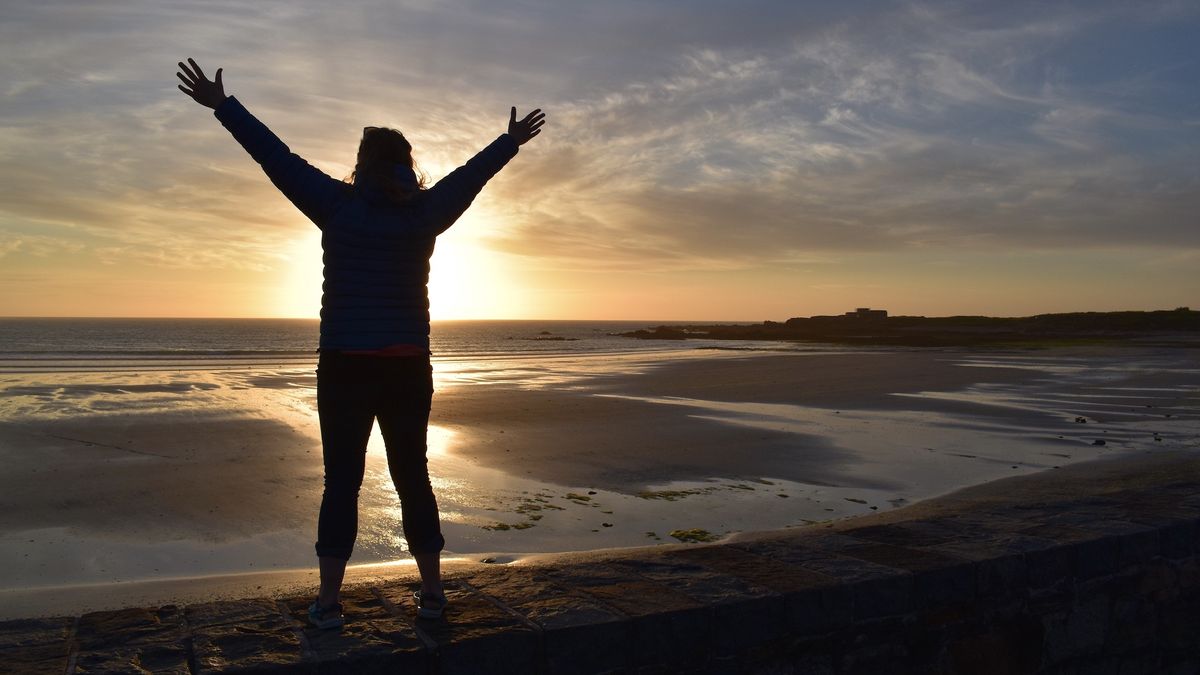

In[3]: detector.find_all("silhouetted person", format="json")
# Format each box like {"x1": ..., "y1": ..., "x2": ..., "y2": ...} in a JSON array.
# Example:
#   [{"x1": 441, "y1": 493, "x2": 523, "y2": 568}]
[{"x1": 176, "y1": 58, "x2": 544, "y2": 628}]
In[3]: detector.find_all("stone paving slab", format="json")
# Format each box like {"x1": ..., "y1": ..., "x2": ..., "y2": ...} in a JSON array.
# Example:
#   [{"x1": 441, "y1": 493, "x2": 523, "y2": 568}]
[
  {"x1": 2, "y1": 450, "x2": 1198, "y2": 673},
  {"x1": 0, "y1": 614, "x2": 74, "y2": 672},
  {"x1": 376, "y1": 579, "x2": 539, "y2": 675},
  {"x1": 186, "y1": 598, "x2": 304, "y2": 674},
  {"x1": 277, "y1": 585, "x2": 427, "y2": 673},
  {"x1": 72, "y1": 605, "x2": 190, "y2": 674}
]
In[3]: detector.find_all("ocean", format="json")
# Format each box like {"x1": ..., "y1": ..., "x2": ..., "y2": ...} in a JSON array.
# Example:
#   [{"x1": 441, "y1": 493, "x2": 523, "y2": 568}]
[{"x1": 0, "y1": 318, "x2": 795, "y2": 372}]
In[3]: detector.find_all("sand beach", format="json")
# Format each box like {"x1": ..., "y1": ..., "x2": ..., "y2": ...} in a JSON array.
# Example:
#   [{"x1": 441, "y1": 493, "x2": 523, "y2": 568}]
[{"x1": 0, "y1": 344, "x2": 1196, "y2": 619}]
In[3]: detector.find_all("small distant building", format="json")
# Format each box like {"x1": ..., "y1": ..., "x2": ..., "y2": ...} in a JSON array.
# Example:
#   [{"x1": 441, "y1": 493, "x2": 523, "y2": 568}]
[
  {"x1": 793, "y1": 308, "x2": 890, "y2": 323},
  {"x1": 845, "y1": 308, "x2": 888, "y2": 319}
]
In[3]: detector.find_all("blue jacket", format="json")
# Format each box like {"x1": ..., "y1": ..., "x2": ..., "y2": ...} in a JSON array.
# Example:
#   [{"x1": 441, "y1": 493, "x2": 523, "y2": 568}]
[{"x1": 214, "y1": 96, "x2": 519, "y2": 350}]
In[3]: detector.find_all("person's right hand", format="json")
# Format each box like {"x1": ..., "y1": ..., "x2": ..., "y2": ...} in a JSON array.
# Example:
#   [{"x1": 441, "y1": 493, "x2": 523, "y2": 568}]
[
  {"x1": 508, "y1": 107, "x2": 546, "y2": 146},
  {"x1": 176, "y1": 58, "x2": 227, "y2": 110}
]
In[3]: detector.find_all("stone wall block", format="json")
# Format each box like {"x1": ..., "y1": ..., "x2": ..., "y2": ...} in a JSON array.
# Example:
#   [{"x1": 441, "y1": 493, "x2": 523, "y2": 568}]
[
  {"x1": 1135, "y1": 559, "x2": 1180, "y2": 604},
  {"x1": 1115, "y1": 651, "x2": 1162, "y2": 675},
  {"x1": 768, "y1": 549, "x2": 912, "y2": 622},
  {"x1": 1107, "y1": 596, "x2": 1158, "y2": 654},
  {"x1": 1156, "y1": 591, "x2": 1200, "y2": 653},
  {"x1": 1039, "y1": 594, "x2": 1109, "y2": 665},
  {"x1": 1056, "y1": 519, "x2": 1161, "y2": 568},
  {"x1": 608, "y1": 601, "x2": 711, "y2": 671},
  {"x1": 669, "y1": 544, "x2": 855, "y2": 636},
  {"x1": 1174, "y1": 558, "x2": 1200, "y2": 593},
  {"x1": 1172, "y1": 492, "x2": 1200, "y2": 510},
  {"x1": 1119, "y1": 528, "x2": 1162, "y2": 567},
  {"x1": 901, "y1": 617, "x2": 956, "y2": 668},
  {"x1": 1067, "y1": 535, "x2": 1120, "y2": 580},
  {"x1": 781, "y1": 635, "x2": 837, "y2": 675},
  {"x1": 974, "y1": 552, "x2": 1028, "y2": 598},
  {"x1": 543, "y1": 563, "x2": 712, "y2": 671},
  {"x1": 608, "y1": 555, "x2": 784, "y2": 656},
  {"x1": 461, "y1": 567, "x2": 632, "y2": 675},
  {"x1": 1073, "y1": 655, "x2": 1121, "y2": 675},
  {"x1": 1157, "y1": 520, "x2": 1196, "y2": 560},
  {"x1": 850, "y1": 572, "x2": 914, "y2": 621},
  {"x1": 836, "y1": 542, "x2": 976, "y2": 611},
  {"x1": 1024, "y1": 544, "x2": 1073, "y2": 591},
  {"x1": 944, "y1": 615, "x2": 1043, "y2": 675},
  {"x1": 1160, "y1": 656, "x2": 1200, "y2": 675},
  {"x1": 913, "y1": 562, "x2": 976, "y2": 610},
  {"x1": 526, "y1": 598, "x2": 631, "y2": 675},
  {"x1": 835, "y1": 617, "x2": 913, "y2": 675},
  {"x1": 788, "y1": 582, "x2": 853, "y2": 635}
]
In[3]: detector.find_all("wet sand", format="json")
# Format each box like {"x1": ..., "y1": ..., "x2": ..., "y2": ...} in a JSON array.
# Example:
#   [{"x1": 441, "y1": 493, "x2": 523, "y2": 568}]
[
  {"x1": 0, "y1": 345, "x2": 1196, "y2": 618},
  {"x1": 430, "y1": 350, "x2": 1045, "y2": 491}
]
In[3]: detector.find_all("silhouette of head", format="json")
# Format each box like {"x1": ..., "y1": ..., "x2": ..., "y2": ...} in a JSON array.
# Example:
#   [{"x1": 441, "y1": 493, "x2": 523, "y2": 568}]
[{"x1": 350, "y1": 126, "x2": 426, "y2": 203}]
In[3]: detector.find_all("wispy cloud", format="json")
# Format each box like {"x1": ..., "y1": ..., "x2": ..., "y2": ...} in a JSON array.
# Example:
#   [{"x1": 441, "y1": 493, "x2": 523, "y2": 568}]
[
  {"x1": 483, "y1": 3, "x2": 1199, "y2": 270},
  {"x1": 0, "y1": 0, "x2": 1196, "y2": 316}
]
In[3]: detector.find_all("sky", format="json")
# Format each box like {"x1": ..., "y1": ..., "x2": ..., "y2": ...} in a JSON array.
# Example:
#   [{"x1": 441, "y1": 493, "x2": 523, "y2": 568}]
[{"x1": 1, "y1": 0, "x2": 1197, "y2": 320}]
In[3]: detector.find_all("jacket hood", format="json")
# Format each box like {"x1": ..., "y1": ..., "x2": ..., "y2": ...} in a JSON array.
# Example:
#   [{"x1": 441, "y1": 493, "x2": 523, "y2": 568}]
[{"x1": 357, "y1": 163, "x2": 420, "y2": 205}]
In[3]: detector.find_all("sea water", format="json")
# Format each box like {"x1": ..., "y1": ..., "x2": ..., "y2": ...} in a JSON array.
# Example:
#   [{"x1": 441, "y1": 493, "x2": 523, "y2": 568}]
[{"x1": 0, "y1": 317, "x2": 825, "y2": 372}]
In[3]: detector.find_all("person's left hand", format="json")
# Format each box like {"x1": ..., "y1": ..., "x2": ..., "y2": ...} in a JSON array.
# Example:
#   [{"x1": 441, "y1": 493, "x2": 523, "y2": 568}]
[{"x1": 176, "y1": 58, "x2": 227, "y2": 110}]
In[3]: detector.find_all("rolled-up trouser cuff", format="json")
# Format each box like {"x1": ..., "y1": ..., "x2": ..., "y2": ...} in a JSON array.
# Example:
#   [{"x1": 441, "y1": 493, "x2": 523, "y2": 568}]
[
  {"x1": 315, "y1": 542, "x2": 353, "y2": 561},
  {"x1": 407, "y1": 533, "x2": 446, "y2": 556}
]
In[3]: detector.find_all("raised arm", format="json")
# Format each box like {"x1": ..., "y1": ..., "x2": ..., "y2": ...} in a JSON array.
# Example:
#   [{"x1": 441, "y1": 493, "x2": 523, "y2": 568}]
[
  {"x1": 423, "y1": 107, "x2": 545, "y2": 234},
  {"x1": 176, "y1": 58, "x2": 346, "y2": 228}
]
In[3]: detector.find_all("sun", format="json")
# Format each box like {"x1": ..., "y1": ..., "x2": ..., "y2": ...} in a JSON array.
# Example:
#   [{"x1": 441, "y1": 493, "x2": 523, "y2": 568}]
[
  {"x1": 428, "y1": 211, "x2": 526, "y2": 320},
  {"x1": 278, "y1": 228, "x2": 323, "y2": 319},
  {"x1": 275, "y1": 211, "x2": 527, "y2": 320}
]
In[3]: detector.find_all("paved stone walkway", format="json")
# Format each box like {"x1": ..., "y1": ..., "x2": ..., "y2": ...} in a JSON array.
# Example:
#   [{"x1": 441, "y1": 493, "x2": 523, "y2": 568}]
[{"x1": 2, "y1": 450, "x2": 1198, "y2": 673}]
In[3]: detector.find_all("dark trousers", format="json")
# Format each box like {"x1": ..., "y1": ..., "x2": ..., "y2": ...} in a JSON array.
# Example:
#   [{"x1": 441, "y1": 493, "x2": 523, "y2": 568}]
[{"x1": 314, "y1": 350, "x2": 445, "y2": 560}]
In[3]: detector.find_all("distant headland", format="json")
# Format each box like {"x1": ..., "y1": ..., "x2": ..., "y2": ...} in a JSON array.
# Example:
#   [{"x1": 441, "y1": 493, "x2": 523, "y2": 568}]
[{"x1": 619, "y1": 307, "x2": 1200, "y2": 348}]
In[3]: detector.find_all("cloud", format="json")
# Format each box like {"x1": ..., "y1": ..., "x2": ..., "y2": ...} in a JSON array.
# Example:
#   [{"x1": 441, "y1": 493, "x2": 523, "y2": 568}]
[
  {"x1": 478, "y1": 0, "x2": 1200, "y2": 270},
  {"x1": 0, "y1": 0, "x2": 1196, "y2": 288}
]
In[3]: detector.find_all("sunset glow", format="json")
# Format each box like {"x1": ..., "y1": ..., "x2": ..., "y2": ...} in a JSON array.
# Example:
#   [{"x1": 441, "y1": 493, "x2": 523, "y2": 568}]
[{"x1": 1, "y1": 1, "x2": 1197, "y2": 319}]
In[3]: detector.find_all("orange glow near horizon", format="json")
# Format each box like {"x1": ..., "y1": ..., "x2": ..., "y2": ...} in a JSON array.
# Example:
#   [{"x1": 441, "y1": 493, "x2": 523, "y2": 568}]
[{"x1": 271, "y1": 210, "x2": 535, "y2": 321}]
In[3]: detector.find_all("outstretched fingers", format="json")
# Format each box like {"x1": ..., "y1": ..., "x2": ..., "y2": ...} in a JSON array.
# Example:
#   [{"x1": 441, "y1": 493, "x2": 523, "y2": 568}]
[
  {"x1": 526, "y1": 110, "x2": 546, "y2": 133},
  {"x1": 188, "y1": 57, "x2": 207, "y2": 81},
  {"x1": 177, "y1": 60, "x2": 197, "y2": 84}
]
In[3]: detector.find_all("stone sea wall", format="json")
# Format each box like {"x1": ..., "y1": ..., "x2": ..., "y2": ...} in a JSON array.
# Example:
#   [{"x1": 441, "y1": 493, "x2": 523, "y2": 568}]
[{"x1": 2, "y1": 453, "x2": 1198, "y2": 673}]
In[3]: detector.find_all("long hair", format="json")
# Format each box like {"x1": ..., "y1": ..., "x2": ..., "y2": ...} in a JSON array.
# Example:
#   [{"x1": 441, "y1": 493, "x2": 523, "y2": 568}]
[{"x1": 347, "y1": 126, "x2": 427, "y2": 203}]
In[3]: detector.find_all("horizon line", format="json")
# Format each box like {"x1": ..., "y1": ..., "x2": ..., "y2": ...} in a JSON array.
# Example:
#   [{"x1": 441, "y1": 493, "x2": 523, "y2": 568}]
[{"x1": 0, "y1": 306, "x2": 1190, "y2": 322}]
